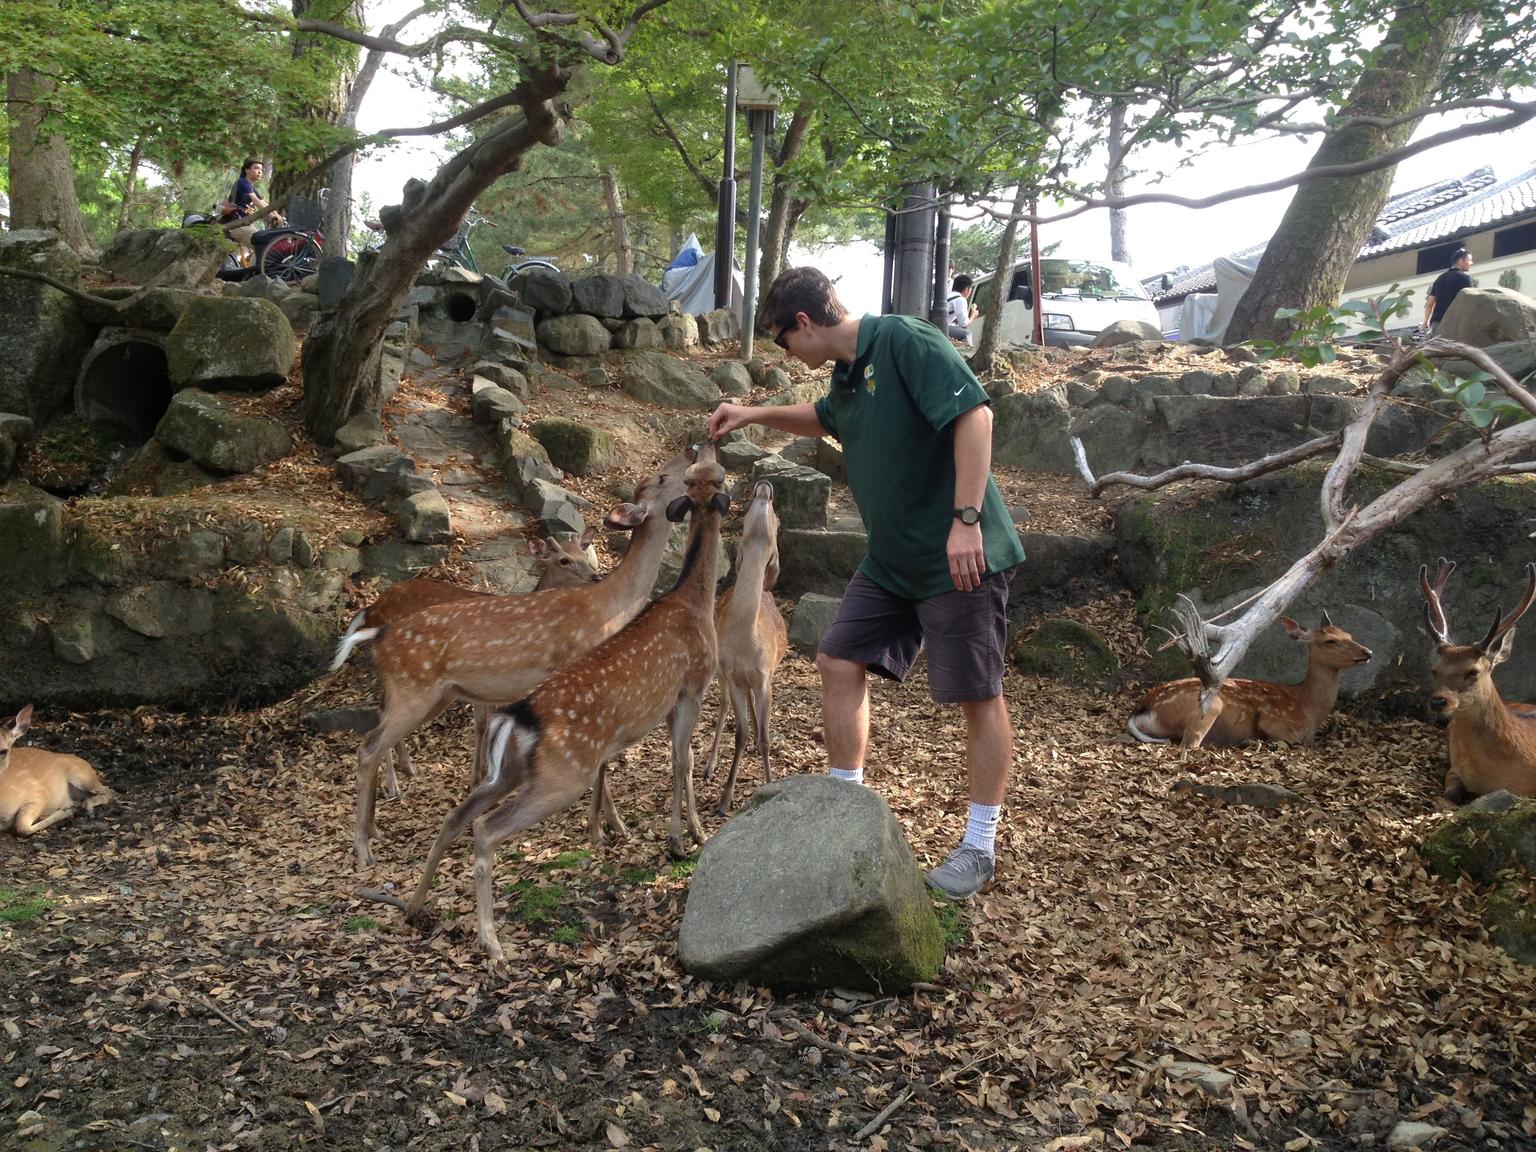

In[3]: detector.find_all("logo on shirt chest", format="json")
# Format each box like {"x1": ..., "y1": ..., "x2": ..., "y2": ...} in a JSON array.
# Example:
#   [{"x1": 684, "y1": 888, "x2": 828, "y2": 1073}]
[{"x1": 863, "y1": 364, "x2": 877, "y2": 396}]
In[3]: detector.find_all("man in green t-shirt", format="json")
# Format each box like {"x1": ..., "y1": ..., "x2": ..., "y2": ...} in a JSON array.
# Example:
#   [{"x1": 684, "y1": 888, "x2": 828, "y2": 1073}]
[{"x1": 708, "y1": 267, "x2": 1025, "y2": 900}]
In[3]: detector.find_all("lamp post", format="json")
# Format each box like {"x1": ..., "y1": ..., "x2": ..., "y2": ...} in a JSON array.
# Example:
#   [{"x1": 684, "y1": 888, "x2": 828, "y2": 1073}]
[
  {"x1": 736, "y1": 65, "x2": 780, "y2": 360},
  {"x1": 713, "y1": 63, "x2": 738, "y2": 313}
]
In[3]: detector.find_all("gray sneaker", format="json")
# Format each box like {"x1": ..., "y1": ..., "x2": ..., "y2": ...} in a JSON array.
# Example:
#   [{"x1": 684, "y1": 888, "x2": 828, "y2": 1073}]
[{"x1": 925, "y1": 845, "x2": 995, "y2": 900}]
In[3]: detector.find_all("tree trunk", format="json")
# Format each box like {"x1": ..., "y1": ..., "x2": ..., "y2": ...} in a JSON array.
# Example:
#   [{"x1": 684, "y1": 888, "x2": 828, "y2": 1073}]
[
  {"x1": 1106, "y1": 100, "x2": 1131, "y2": 265},
  {"x1": 115, "y1": 136, "x2": 145, "y2": 234},
  {"x1": 1224, "y1": 10, "x2": 1474, "y2": 344},
  {"x1": 758, "y1": 103, "x2": 814, "y2": 292},
  {"x1": 601, "y1": 166, "x2": 631, "y2": 276},
  {"x1": 6, "y1": 69, "x2": 98, "y2": 257},
  {"x1": 971, "y1": 183, "x2": 1030, "y2": 367},
  {"x1": 271, "y1": 0, "x2": 363, "y2": 204},
  {"x1": 301, "y1": 78, "x2": 567, "y2": 442}
]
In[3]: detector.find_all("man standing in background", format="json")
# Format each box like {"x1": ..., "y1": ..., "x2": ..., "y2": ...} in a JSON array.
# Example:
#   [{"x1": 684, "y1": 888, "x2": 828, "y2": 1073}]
[{"x1": 1420, "y1": 248, "x2": 1474, "y2": 335}]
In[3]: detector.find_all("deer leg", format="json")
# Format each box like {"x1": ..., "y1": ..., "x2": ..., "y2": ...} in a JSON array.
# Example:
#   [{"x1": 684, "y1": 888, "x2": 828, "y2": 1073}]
[
  {"x1": 468, "y1": 704, "x2": 490, "y2": 789},
  {"x1": 600, "y1": 759, "x2": 629, "y2": 842},
  {"x1": 668, "y1": 697, "x2": 707, "y2": 857},
  {"x1": 13, "y1": 804, "x2": 75, "y2": 836},
  {"x1": 1443, "y1": 770, "x2": 1471, "y2": 804},
  {"x1": 471, "y1": 766, "x2": 597, "y2": 969},
  {"x1": 715, "y1": 680, "x2": 752, "y2": 817},
  {"x1": 702, "y1": 675, "x2": 730, "y2": 783},
  {"x1": 757, "y1": 680, "x2": 774, "y2": 786},
  {"x1": 356, "y1": 695, "x2": 440, "y2": 869},
  {"x1": 1179, "y1": 693, "x2": 1225, "y2": 764},
  {"x1": 381, "y1": 744, "x2": 405, "y2": 801}
]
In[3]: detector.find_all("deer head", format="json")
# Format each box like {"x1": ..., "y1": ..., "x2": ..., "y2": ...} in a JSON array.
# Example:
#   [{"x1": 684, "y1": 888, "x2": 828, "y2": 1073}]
[
  {"x1": 528, "y1": 527, "x2": 601, "y2": 584},
  {"x1": 1421, "y1": 559, "x2": 1536, "y2": 718},
  {"x1": 1279, "y1": 612, "x2": 1372, "y2": 670},
  {"x1": 1, "y1": 704, "x2": 34, "y2": 758}
]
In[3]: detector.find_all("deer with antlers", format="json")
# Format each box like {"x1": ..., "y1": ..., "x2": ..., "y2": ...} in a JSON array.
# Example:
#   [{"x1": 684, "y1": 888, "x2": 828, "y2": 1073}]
[
  {"x1": 346, "y1": 446, "x2": 697, "y2": 868},
  {"x1": 1419, "y1": 558, "x2": 1536, "y2": 801},
  {"x1": 701, "y1": 479, "x2": 787, "y2": 815},
  {"x1": 396, "y1": 448, "x2": 729, "y2": 968},
  {"x1": 1, "y1": 705, "x2": 114, "y2": 836},
  {"x1": 332, "y1": 529, "x2": 602, "y2": 802},
  {"x1": 1127, "y1": 613, "x2": 1372, "y2": 751}
]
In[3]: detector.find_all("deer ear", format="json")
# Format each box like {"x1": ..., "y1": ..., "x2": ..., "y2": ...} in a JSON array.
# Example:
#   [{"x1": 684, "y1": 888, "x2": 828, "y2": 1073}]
[
  {"x1": 527, "y1": 537, "x2": 549, "y2": 558},
  {"x1": 1488, "y1": 627, "x2": 1518, "y2": 667},
  {"x1": 711, "y1": 492, "x2": 730, "y2": 515},
  {"x1": 1279, "y1": 616, "x2": 1303, "y2": 638},
  {"x1": 604, "y1": 502, "x2": 646, "y2": 530},
  {"x1": 578, "y1": 526, "x2": 596, "y2": 548},
  {"x1": 764, "y1": 551, "x2": 781, "y2": 591},
  {"x1": 666, "y1": 495, "x2": 692, "y2": 523},
  {"x1": 14, "y1": 703, "x2": 33, "y2": 733}
]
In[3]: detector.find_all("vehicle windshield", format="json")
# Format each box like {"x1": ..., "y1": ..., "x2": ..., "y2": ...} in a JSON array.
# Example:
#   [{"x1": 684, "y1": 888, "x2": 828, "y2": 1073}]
[{"x1": 1037, "y1": 258, "x2": 1147, "y2": 299}]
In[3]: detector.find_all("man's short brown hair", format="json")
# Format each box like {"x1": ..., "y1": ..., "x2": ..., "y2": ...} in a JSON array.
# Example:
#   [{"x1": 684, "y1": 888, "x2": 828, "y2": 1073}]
[{"x1": 761, "y1": 266, "x2": 848, "y2": 332}]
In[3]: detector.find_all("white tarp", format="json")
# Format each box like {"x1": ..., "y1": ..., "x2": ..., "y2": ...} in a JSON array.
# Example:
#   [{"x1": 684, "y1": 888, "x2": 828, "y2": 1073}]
[
  {"x1": 661, "y1": 233, "x2": 743, "y2": 314},
  {"x1": 1202, "y1": 253, "x2": 1261, "y2": 342}
]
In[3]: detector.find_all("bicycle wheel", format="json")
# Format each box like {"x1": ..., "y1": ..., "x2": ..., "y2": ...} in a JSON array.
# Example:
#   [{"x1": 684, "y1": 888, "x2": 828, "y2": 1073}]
[{"x1": 260, "y1": 234, "x2": 320, "y2": 283}]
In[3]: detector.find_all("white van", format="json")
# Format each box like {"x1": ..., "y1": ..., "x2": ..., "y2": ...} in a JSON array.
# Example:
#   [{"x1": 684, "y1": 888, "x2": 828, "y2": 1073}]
[{"x1": 969, "y1": 256, "x2": 1162, "y2": 346}]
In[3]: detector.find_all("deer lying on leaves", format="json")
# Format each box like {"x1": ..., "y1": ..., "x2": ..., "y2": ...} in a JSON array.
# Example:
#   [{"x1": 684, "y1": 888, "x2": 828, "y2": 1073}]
[
  {"x1": 332, "y1": 530, "x2": 601, "y2": 802},
  {"x1": 1420, "y1": 558, "x2": 1536, "y2": 801},
  {"x1": 702, "y1": 479, "x2": 787, "y2": 815},
  {"x1": 1127, "y1": 613, "x2": 1372, "y2": 751},
  {"x1": 345, "y1": 447, "x2": 696, "y2": 869},
  {"x1": 396, "y1": 448, "x2": 728, "y2": 968},
  {"x1": 1, "y1": 705, "x2": 114, "y2": 836}
]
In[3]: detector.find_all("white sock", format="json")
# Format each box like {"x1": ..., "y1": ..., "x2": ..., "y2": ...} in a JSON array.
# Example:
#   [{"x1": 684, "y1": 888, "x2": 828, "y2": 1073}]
[
  {"x1": 829, "y1": 766, "x2": 864, "y2": 784},
  {"x1": 961, "y1": 802, "x2": 1002, "y2": 856}
]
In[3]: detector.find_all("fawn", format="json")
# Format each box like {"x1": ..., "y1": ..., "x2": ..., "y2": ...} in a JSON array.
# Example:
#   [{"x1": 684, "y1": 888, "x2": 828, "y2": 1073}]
[
  {"x1": 1, "y1": 705, "x2": 114, "y2": 836},
  {"x1": 702, "y1": 479, "x2": 788, "y2": 815},
  {"x1": 1420, "y1": 558, "x2": 1536, "y2": 801},
  {"x1": 398, "y1": 448, "x2": 729, "y2": 968},
  {"x1": 347, "y1": 446, "x2": 697, "y2": 868},
  {"x1": 332, "y1": 529, "x2": 600, "y2": 801},
  {"x1": 1127, "y1": 613, "x2": 1371, "y2": 749}
]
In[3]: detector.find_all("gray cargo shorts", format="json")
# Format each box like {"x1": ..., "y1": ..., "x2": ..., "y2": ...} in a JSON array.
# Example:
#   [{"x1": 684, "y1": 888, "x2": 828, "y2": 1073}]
[{"x1": 817, "y1": 569, "x2": 1012, "y2": 703}]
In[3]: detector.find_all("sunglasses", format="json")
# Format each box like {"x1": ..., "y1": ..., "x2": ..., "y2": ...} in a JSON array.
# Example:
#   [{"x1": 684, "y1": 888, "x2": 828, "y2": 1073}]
[{"x1": 773, "y1": 318, "x2": 798, "y2": 350}]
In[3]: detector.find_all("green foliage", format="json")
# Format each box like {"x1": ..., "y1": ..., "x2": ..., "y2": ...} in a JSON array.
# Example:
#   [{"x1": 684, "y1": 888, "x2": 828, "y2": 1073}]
[
  {"x1": 0, "y1": 887, "x2": 54, "y2": 925},
  {"x1": 620, "y1": 865, "x2": 657, "y2": 884},
  {"x1": 667, "y1": 857, "x2": 697, "y2": 879},
  {"x1": 540, "y1": 849, "x2": 592, "y2": 871},
  {"x1": 344, "y1": 915, "x2": 380, "y2": 933},
  {"x1": 506, "y1": 879, "x2": 568, "y2": 924},
  {"x1": 932, "y1": 896, "x2": 968, "y2": 948},
  {"x1": 549, "y1": 925, "x2": 582, "y2": 945}
]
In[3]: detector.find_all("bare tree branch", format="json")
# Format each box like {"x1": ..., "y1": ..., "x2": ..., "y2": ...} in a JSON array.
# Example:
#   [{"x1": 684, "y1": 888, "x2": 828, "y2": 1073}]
[{"x1": 1072, "y1": 432, "x2": 1343, "y2": 496}]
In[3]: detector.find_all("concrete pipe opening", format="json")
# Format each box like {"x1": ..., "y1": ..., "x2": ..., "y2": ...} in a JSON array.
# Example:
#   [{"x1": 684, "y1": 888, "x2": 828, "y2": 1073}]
[
  {"x1": 75, "y1": 329, "x2": 175, "y2": 441},
  {"x1": 444, "y1": 290, "x2": 479, "y2": 323}
]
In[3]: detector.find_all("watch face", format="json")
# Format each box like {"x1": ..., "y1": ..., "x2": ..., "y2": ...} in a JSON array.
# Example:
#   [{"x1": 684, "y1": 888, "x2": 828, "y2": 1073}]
[{"x1": 956, "y1": 506, "x2": 981, "y2": 525}]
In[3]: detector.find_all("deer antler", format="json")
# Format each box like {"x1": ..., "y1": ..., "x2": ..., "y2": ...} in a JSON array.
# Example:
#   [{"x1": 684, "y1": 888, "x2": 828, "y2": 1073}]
[
  {"x1": 1477, "y1": 561, "x2": 1536, "y2": 653},
  {"x1": 1419, "y1": 557, "x2": 1456, "y2": 644}
]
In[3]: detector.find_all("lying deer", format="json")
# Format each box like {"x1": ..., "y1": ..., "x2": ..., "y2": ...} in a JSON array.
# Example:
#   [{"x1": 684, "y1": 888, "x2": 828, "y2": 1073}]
[
  {"x1": 332, "y1": 529, "x2": 601, "y2": 800},
  {"x1": 702, "y1": 479, "x2": 787, "y2": 815},
  {"x1": 398, "y1": 448, "x2": 729, "y2": 968},
  {"x1": 1, "y1": 705, "x2": 114, "y2": 836},
  {"x1": 1127, "y1": 613, "x2": 1372, "y2": 749},
  {"x1": 348, "y1": 446, "x2": 697, "y2": 868},
  {"x1": 1420, "y1": 558, "x2": 1536, "y2": 801}
]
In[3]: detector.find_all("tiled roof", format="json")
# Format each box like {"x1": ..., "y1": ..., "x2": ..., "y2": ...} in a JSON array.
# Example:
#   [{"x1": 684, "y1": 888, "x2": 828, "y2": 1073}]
[{"x1": 1148, "y1": 164, "x2": 1536, "y2": 304}]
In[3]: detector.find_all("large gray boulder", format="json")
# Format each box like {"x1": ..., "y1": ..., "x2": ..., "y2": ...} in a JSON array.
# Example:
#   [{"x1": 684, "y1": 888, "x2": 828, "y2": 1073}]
[
  {"x1": 750, "y1": 456, "x2": 830, "y2": 529},
  {"x1": 569, "y1": 273, "x2": 626, "y2": 318},
  {"x1": 697, "y1": 307, "x2": 740, "y2": 345},
  {"x1": 1091, "y1": 319, "x2": 1163, "y2": 348},
  {"x1": 163, "y1": 296, "x2": 296, "y2": 391},
  {"x1": 101, "y1": 228, "x2": 225, "y2": 289},
  {"x1": 511, "y1": 265, "x2": 573, "y2": 313},
  {"x1": 537, "y1": 313, "x2": 612, "y2": 356},
  {"x1": 621, "y1": 274, "x2": 671, "y2": 319},
  {"x1": 992, "y1": 388, "x2": 1074, "y2": 471},
  {"x1": 620, "y1": 350, "x2": 721, "y2": 409},
  {"x1": 775, "y1": 528, "x2": 868, "y2": 600},
  {"x1": 0, "y1": 414, "x2": 34, "y2": 480},
  {"x1": 1422, "y1": 794, "x2": 1536, "y2": 965},
  {"x1": 155, "y1": 389, "x2": 293, "y2": 474},
  {"x1": 678, "y1": 775, "x2": 945, "y2": 992},
  {"x1": 527, "y1": 416, "x2": 618, "y2": 477},
  {"x1": 0, "y1": 231, "x2": 94, "y2": 420},
  {"x1": 1437, "y1": 286, "x2": 1536, "y2": 348}
]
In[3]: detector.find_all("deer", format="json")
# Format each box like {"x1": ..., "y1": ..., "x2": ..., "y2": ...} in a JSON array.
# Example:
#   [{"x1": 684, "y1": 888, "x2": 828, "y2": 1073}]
[
  {"x1": 1127, "y1": 612, "x2": 1372, "y2": 751},
  {"x1": 701, "y1": 479, "x2": 788, "y2": 815},
  {"x1": 1419, "y1": 558, "x2": 1536, "y2": 801},
  {"x1": 1, "y1": 705, "x2": 114, "y2": 836},
  {"x1": 347, "y1": 446, "x2": 697, "y2": 868},
  {"x1": 332, "y1": 529, "x2": 601, "y2": 801},
  {"x1": 394, "y1": 448, "x2": 729, "y2": 968}
]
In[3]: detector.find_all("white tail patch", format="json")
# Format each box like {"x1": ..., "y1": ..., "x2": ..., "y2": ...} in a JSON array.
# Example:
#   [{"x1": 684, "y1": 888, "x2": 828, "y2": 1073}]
[
  {"x1": 484, "y1": 714, "x2": 516, "y2": 777},
  {"x1": 1126, "y1": 712, "x2": 1168, "y2": 744},
  {"x1": 331, "y1": 615, "x2": 380, "y2": 672}
]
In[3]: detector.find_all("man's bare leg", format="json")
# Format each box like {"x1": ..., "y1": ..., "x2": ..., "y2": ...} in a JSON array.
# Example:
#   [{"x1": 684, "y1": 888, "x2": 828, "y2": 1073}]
[
  {"x1": 961, "y1": 695, "x2": 1012, "y2": 806},
  {"x1": 816, "y1": 652, "x2": 869, "y2": 780}
]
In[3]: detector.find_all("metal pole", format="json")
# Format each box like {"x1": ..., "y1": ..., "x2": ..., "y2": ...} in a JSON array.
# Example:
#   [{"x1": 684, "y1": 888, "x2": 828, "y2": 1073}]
[
  {"x1": 714, "y1": 63, "x2": 739, "y2": 313},
  {"x1": 880, "y1": 206, "x2": 897, "y2": 315},
  {"x1": 740, "y1": 109, "x2": 769, "y2": 361},
  {"x1": 929, "y1": 200, "x2": 952, "y2": 330},
  {"x1": 892, "y1": 182, "x2": 936, "y2": 317},
  {"x1": 1029, "y1": 197, "x2": 1043, "y2": 345}
]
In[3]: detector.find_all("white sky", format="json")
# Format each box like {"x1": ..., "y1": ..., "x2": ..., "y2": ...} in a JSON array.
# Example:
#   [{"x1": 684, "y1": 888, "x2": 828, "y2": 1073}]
[{"x1": 351, "y1": 32, "x2": 1536, "y2": 316}]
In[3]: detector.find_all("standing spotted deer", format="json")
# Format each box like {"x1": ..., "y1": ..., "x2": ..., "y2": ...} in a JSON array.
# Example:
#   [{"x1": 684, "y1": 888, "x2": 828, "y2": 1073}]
[
  {"x1": 1419, "y1": 558, "x2": 1536, "y2": 801},
  {"x1": 347, "y1": 447, "x2": 696, "y2": 868},
  {"x1": 396, "y1": 449, "x2": 729, "y2": 968},
  {"x1": 0, "y1": 705, "x2": 114, "y2": 836},
  {"x1": 332, "y1": 529, "x2": 601, "y2": 801},
  {"x1": 702, "y1": 479, "x2": 788, "y2": 814},
  {"x1": 1127, "y1": 613, "x2": 1372, "y2": 751}
]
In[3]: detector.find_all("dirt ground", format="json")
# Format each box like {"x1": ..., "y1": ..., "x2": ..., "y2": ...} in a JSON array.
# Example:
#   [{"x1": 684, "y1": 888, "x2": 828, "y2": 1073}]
[{"x1": 3, "y1": 338, "x2": 1534, "y2": 1151}]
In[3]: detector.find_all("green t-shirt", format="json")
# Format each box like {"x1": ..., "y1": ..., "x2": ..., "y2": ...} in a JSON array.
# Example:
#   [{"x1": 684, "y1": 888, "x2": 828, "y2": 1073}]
[{"x1": 813, "y1": 314, "x2": 1025, "y2": 601}]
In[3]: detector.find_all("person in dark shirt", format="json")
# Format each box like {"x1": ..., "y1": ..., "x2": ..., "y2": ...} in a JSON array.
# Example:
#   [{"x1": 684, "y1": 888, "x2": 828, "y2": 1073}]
[
  {"x1": 225, "y1": 158, "x2": 282, "y2": 265},
  {"x1": 1420, "y1": 248, "x2": 1474, "y2": 333}
]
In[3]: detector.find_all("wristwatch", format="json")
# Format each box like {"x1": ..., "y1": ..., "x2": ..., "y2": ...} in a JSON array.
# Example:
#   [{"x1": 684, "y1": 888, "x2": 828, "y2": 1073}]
[{"x1": 953, "y1": 505, "x2": 981, "y2": 525}]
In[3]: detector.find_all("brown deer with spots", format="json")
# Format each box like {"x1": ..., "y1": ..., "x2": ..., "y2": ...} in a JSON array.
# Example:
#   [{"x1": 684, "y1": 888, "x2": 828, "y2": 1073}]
[
  {"x1": 1127, "y1": 613, "x2": 1371, "y2": 751},
  {"x1": 398, "y1": 448, "x2": 728, "y2": 968},
  {"x1": 1, "y1": 705, "x2": 114, "y2": 836},
  {"x1": 702, "y1": 479, "x2": 788, "y2": 814},
  {"x1": 1419, "y1": 558, "x2": 1536, "y2": 801},
  {"x1": 347, "y1": 447, "x2": 697, "y2": 868},
  {"x1": 332, "y1": 529, "x2": 601, "y2": 802}
]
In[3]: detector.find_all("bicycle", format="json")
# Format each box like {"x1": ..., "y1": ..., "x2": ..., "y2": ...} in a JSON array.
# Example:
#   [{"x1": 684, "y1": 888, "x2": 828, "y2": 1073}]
[
  {"x1": 432, "y1": 209, "x2": 496, "y2": 274},
  {"x1": 251, "y1": 223, "x2": 325, "y2": 283},
  {"x1": 500, "y1": 245, "x2": 560, "y2": 280}
]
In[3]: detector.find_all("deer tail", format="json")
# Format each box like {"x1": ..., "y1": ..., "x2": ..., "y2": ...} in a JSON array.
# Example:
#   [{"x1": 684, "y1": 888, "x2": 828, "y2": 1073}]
[
  {"x1": 330, "y1": 614, "x2": 383, "y2": 672},
  {"x1": 1126, "y1": 710, "x2": 1169, "y2": 744}
]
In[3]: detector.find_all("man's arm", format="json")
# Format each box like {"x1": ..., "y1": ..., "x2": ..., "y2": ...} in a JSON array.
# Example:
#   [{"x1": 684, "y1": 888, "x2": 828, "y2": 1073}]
[
  {"x1": 709, "y1": 401, "x2": 827, "y2": 441},
  {"x1": 947, "y1": 404, "x2": 993, "y2": 592},
  {"x1": 1422, "y1": 292, "x2": 1436, "y2": 328}
]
